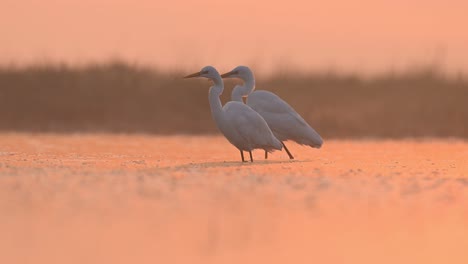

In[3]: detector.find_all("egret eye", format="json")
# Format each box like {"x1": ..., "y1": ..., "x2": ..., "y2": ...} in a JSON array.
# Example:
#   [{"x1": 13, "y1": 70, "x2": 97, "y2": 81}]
[{"x1": 201, "y1": 70, "x2": 209, "y2": 74}]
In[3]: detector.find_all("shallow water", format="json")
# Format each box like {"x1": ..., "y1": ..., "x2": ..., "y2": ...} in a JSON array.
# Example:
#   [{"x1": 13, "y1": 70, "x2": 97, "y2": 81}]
[{"x1": 1, "y1": 134, "x2": 467, "y2": 264}]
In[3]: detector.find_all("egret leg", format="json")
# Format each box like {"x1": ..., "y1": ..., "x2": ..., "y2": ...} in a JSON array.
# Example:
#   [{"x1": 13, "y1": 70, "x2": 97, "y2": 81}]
[
  {"x1": 265, "y1": 151, "x2": 268, "y2": 159},
  {"x1": 282, "y1": 142, "x2": 294, "y2": 159},
  {"x1": 240, "y1": 150, "x2": 245, "y2": 162},
  {"x1": 249, "y1": 151, "x2": 253, "y2": 162}
]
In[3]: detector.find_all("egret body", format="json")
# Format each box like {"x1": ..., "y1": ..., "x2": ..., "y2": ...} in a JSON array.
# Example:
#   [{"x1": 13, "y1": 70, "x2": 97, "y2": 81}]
[
  {"x1": 221, "y1": 66, "x2": 323, "y2": 159},
  {"x1": 184, "y1": 66, "x2": 282, "y2": 162}
]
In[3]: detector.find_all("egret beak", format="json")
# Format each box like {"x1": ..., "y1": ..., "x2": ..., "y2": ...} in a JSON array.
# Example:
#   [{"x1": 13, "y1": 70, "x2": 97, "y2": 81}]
[
  {"x1": 220, "y1": 71, "x2": 233, "y2": 78},
  {"x1": 184, "y1": 71, "x2": 202, "y2": 78}
]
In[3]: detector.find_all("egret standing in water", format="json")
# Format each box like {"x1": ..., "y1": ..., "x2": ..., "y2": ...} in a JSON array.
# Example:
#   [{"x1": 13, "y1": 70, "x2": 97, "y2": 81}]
[
  {"x1": 221, "y1": 66, "x2": 323, "y2": 159},
  {"x1": 184, "y1": 66, "x2": 282, "y2": 162}
]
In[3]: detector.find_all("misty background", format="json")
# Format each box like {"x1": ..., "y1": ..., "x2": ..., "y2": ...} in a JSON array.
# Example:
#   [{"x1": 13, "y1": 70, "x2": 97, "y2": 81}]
[
  {"x1": 1, "y1": 62, "x2": 467, "y2": 138},
  {"x1": 1, "y1": 0, "x2": 467, "y2": 138}
]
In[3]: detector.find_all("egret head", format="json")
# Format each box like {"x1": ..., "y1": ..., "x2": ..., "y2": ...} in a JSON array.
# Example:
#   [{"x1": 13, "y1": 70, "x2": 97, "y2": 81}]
[
  {"x1": 221, "y1": 66, "x2": 254, "y2": 81},
  {"x1": 184, "y1": 66, "x2": 220, "y2": 80}
]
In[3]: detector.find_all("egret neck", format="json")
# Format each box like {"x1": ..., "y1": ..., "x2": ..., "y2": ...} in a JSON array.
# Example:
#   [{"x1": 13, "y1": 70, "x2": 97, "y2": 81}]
[
  {"x1": 231, "y1": 73, "x2": 255, "y2": 102},
  {"x1": 208, "y1": 75, "x2": 225, "y2": 125}
]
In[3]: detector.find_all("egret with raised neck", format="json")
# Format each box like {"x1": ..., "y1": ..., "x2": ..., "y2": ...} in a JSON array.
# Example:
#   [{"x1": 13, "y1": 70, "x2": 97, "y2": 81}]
[
  {"x1": 221, "y1": 66, "x2": 323, "y2": 159},
  {"x1": 184, "y1": 66, "x2": 282, "y2": 162}
]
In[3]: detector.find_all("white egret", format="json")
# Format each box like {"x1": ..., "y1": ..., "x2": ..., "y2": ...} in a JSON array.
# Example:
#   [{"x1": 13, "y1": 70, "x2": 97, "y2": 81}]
[
  {"x1": 184, "y1": 66, "x2": 282, "y2": 162},
  {"x1": 221, "y1": 66, "x2": 323, "y2": 159}
]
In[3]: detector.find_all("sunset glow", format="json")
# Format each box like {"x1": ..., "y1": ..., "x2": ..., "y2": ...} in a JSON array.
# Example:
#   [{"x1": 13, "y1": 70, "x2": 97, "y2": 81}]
[{"x1": 2, "y1": 0, "x2": 468, "y2": 74}]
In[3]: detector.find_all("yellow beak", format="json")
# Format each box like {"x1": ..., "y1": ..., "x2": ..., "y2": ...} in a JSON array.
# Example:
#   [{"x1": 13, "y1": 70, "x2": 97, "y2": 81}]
[
  {"x1": 220, "y1": 71, "x2": 232, "y2": 78},
  {"x1": 184, "y1": 71, "x2": 202, "y2": 78}
]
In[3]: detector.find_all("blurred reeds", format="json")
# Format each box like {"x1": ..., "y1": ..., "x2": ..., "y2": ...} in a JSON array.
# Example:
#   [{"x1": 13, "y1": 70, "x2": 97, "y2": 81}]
[{"x1": 0, "y1": 61, "x2": 467, "y2": 138}]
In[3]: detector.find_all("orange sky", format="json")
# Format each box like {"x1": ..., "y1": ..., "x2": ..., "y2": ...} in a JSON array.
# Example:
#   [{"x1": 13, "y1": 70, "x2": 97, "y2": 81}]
[{"x1": 1, "y1": 0, "x2": 468, "y2": 75}]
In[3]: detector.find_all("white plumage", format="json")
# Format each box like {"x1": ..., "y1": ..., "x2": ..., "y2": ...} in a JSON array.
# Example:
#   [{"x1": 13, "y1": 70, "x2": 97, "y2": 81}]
[
  {"x1": 184, "y1": 66, "x2": 282, "y2": 162},
  {"x1": 221, "y1": 66, "x2": 323, "y2": 159}
]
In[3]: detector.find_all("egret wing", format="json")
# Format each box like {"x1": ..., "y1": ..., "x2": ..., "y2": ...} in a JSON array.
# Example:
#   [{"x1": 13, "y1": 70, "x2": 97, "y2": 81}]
[
  {"x1": 224, "y1": 101, "x2": 281, "y2": 151},
  {"x1": 247, "y1": 90, "x2": 323, "y2": 147}
]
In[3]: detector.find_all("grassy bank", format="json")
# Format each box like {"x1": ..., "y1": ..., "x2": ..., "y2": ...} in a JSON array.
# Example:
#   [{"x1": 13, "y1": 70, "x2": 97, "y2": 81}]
[{"x1": 0, "y1": 62, "x2": 467, "y2": 138}]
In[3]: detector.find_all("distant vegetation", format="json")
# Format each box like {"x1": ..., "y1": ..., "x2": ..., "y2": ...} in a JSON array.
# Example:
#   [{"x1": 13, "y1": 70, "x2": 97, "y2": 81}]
[{"x1": 0, "y1": 62, "x2": 467, "y2": 138}]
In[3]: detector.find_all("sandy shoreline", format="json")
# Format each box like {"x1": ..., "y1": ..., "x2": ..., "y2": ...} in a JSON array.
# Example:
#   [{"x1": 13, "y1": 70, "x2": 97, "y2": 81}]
[{"x1": 1, "y1": 134, "x2": 467, "y2": 263}]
